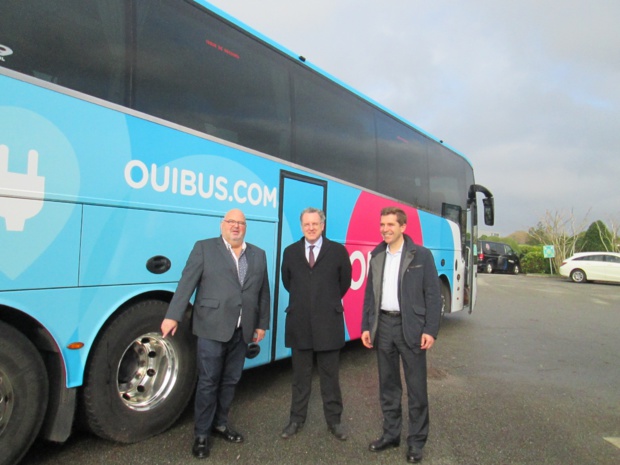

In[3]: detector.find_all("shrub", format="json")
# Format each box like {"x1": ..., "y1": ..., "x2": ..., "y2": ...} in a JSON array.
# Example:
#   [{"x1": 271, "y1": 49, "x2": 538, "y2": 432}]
[{"x1": 519, "y1": 245, "x2": 548, "y2": 274}]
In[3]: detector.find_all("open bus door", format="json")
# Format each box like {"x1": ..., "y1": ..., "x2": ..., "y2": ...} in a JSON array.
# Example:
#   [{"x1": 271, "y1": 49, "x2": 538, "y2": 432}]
[
  {"x1": 466, "y1": 184, "x2": 494, "y2": 313},
  {"x1": 272, "y1": 171, "x2": 327, "y2": 361}
]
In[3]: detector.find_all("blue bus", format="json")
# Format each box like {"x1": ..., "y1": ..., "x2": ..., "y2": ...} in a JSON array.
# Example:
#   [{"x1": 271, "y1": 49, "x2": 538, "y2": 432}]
[{"x1": 0, "y1": 0, "x2": 494, "y2": 463}]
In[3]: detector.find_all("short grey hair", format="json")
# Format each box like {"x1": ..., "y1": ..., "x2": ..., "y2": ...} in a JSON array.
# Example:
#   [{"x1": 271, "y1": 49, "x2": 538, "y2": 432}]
[{"x1": 300, "y1": 207, "x2": 325, "y2": 223}]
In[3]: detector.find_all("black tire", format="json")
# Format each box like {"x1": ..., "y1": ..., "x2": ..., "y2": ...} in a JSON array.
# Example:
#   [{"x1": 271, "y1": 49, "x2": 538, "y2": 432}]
[
  {"x1": 570, "y1": 269, "x2": 587, "y2": 284},
  {"x1": 0, "y1": 321, "x2": 49, "y2": 465},
  {"x1": 440, "y1": 280, "x2": 451, "y2": 317},
  {"x1": 81, "y1": 300, "x2": 196, "y2": 443}
]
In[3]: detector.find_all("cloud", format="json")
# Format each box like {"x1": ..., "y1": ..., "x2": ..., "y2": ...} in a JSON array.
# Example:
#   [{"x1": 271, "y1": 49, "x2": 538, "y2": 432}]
[{"x1": 207, "y1": 0, "x2": 620, "y2": 234}]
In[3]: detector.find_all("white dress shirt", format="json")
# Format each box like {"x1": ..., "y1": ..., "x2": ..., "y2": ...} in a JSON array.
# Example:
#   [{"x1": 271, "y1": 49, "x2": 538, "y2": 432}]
[{"x1": 381, "y1": 243, "x2": 402, "y2": 311}]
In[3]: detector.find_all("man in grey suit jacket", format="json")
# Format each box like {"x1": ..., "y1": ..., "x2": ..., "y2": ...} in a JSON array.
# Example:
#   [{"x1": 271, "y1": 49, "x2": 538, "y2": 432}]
[
  {"x1": 361, "y1": 207, "x2": 441, "y2": 464},
  {"x1": 161, "y1": 209, "x2": 270, "y2": 459},
  {"x1": 280, "y1": 207, "x2": 352, "y2": 441}
]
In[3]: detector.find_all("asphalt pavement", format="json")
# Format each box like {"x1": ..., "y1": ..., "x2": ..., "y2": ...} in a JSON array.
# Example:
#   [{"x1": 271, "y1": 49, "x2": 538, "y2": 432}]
[{"x1": 21, "y1": 274, "x2": 620, "y2": 465}]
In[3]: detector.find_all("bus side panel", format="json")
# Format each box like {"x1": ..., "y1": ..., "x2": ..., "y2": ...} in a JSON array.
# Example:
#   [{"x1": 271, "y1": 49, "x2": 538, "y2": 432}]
[
  {"x1": 0, "y1": 200, "x2": 81, "y2": 291},
  {"x1": 419, "y1": 210, "x2": 458, "y2": 291},
  {"x1": 80, "y1": 205, "x2": 219, "y2": 286},
  {"x1": 446, "y1": 219, "x2": 466, "y2": 312},
  {"x1": 80, "y1": 205, "x2": 278, "y2": 368}
]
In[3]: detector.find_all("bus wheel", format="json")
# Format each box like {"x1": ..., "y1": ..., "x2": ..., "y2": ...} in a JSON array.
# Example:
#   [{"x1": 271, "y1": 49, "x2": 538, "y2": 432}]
[
  {"x1": 81, "y1": 300, "x2": 196, "y2": 443},
  {"x1": 440, "y1": 280, "x2": 451, "y2": 317},
  {"x1": 0, "y1": 320, "x2": 49, "y2": 465}
]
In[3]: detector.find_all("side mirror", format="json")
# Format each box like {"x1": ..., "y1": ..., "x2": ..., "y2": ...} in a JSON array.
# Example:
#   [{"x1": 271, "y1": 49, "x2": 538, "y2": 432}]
[{"x1": 483, "y1": 197, "x2": 494, "y2": 226}]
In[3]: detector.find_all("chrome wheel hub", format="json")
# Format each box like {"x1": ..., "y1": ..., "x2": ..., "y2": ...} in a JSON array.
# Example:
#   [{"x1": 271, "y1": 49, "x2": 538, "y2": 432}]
[{"x1": 117, "y1": 332, "x2": 179, "y2": 411}]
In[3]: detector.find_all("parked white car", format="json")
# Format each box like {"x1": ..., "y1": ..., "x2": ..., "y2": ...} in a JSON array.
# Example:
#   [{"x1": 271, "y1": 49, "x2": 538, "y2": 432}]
[{"x1": 559, "y1": 252, "x2": 620, "y2": 283}]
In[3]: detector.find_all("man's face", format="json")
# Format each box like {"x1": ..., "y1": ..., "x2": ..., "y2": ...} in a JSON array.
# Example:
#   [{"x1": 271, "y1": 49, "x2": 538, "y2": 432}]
[
  {"x1": 380, "y1": 214, "x2": 406, "y2": 246},
  {"x1": 301, "y1": 212, "x2": 324, "y2": 244},
  {"x1": 221, "y1": 210, "x2": 247, "y2": 245}
]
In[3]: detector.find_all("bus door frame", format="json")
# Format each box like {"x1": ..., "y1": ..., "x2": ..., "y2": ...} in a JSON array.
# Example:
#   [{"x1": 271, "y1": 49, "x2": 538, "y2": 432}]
[{"x1": 272, "y1": 170, "x2": 327, "y2": 361}]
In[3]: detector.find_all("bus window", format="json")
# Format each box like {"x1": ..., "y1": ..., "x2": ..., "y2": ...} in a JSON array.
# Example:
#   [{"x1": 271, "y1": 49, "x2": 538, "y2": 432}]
[
  {"x1": 0, "y1": 0, "x2": 126, "y2": 105},
  {"x1": 376, "y1": 111, "x2": 429, "y2": 209},
  {"x1": 428, "y1": 144, "x2": 470, "y2": 214},
  {"x1": 292, "y1": 67, "x2": 377, "y2": 190},
  {"x1": 132, "y1": 0, "x2": 292, "y2": 159}
]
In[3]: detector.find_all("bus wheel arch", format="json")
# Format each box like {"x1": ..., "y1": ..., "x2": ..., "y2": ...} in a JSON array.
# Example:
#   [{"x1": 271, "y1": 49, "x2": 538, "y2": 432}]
[
  {"x1": 81, "y1": 299, "x2": 196, "y2": 443},
  {"x1": 0, "y1": 320, "x2": 49, "y2": 465},
  {"x1": 439, "y1": 278, "x2": 451, "y2": 317}
]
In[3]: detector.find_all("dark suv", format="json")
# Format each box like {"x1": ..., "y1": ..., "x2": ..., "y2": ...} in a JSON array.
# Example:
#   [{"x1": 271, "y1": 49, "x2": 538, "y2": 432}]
[{"x1": 477, "y1": 240, "x2": 521, "y2": 274}]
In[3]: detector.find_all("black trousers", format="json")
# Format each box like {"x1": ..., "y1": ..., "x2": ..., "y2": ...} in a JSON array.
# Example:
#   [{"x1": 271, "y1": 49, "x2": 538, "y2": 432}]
[
  {"x1": 376, "y1": 313, "x2": 429, "y2": 449},
  {"x1": 289, "y1": 348, "x2": 343, "y2": 426}
]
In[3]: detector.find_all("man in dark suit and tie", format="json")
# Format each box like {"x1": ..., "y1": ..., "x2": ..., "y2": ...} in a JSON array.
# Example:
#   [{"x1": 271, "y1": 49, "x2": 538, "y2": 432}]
[
  {"x1": 280, "y1": 207, "x2": 352, "y2": 441},
  {"x1": 161, "y1": 209, "x2": 270, "y2": 459}
]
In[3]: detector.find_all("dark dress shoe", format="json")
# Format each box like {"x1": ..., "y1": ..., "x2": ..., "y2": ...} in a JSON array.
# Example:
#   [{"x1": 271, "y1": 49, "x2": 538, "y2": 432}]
[
  {"x1": 192, "y1": 437, "x2": 210, "y2": 459},
  {"x1": 407, "y1": 447, "x2": 424, "y2": 463},
  {"x1": 328, "y1": 423, "x2": 348, "y2": 441},
  {"x1": 212, "y1": 426, "x2": 244, "y2": 443},
  {"x1": 280, "y1": 421, "x2": 303, "y2": 439},
  {"x1": 369, "y1": 436, "x2": 400, "y2": 452}
]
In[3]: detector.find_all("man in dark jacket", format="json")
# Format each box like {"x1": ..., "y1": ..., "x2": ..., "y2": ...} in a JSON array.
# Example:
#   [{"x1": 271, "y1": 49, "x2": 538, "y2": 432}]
[
  {"x1": 361, "y1": 207, "x2": 441, "y2": 463},
  {"x1": 280, "y1": 207, "x2": 352, "y2": 441}
]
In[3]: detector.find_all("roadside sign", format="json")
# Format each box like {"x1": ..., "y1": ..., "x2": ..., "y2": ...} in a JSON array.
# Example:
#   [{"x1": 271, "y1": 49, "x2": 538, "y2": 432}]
[
  {"x1": 543, "y1": 245, "x2": 555, "y2": 274},
  {"x1": 543, "y1": 245, "x2": 555, "y2": 259}
]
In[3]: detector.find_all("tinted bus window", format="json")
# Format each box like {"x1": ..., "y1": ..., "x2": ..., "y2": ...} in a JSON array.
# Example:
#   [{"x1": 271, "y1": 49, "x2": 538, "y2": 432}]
[
  {"x1": 376, "y1": 111, "x2": 429, "y2": 208},
  {"x1": 133, "y1": 0, "x2": 292, "y2": 159},
  {"x1": 292, "y1": 68, "x2": 377, "y2": 190},
  {"x1": 1, "y1": 0, "x2": 126, "y2": 104},
  {"x1": 428, "y1": 144, "x2": 470, "y2": 212}
]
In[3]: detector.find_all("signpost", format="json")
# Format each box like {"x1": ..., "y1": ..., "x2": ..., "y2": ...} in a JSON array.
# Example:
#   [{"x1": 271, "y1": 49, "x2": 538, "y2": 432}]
[{"x1": 543, "y1": 245, "x2": 555, "y2": 274}]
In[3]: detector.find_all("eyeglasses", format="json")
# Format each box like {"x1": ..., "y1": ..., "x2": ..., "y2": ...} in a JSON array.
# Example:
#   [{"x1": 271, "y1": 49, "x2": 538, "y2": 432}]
[{"x1": 223, "y1": 219, "x2": 247, "y2": 227}]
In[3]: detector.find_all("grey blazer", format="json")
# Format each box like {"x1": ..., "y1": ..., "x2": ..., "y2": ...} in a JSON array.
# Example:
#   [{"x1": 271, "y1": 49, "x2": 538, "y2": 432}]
[{"x1": 165, "y1": 236, "x2": 271, "y2": 344}]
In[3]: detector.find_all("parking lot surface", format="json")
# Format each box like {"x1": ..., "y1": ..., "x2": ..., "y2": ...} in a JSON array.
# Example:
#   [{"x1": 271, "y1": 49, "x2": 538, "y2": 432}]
[{"x1": 22, "y1": 275, "x2": 620, "y2": 464}]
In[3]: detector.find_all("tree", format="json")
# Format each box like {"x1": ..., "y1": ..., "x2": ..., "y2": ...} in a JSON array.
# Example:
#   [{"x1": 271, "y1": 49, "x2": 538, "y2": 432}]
[
  {"x1": 576, "y1": 221, "x2": 614, "y2": 252},
  {"x1": 599, "y1": 217, "x2": 620, "y2": 252},
  {"x1": 527, "y1": 209, "x2": 589, "y2": 271}
]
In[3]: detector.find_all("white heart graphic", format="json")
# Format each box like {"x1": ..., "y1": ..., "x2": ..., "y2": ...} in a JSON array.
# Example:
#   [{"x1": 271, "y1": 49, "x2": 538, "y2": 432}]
[{"x1": 0, "y1": 107, "x2": 80, "y2": 280}]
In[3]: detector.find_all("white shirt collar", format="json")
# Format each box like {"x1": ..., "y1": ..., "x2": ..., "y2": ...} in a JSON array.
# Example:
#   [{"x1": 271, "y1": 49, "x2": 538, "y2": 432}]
[
  {"x1": 305, "y1": 236, "x2": 323, "y2": 250},
  {"x1": 386, "y1": 241, "x2": 403, "y2": 256},
  {"x1": 223, "y1": 237, "x2": 247, "y2": 253}
]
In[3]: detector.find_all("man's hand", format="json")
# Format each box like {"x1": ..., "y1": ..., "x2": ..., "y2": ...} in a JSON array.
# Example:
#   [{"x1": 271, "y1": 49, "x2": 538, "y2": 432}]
[
  {"x1": 361, "y1": 330, "x2": 373, "y2": 349},
  {"x1": 420, "y1": 333, "x2": 435, "y2": 350},
  {"x1": 253, "y1": 329, "x2": 266, "y2": 343},
  {"x1": 161, "y1": 318, "x2": 178, "y2": 338}
]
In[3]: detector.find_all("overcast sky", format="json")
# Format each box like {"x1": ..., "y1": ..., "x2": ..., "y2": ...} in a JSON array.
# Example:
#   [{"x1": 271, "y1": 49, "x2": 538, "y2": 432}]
[{"x1": 207, "y1": 0, "x2": 619, "y2": 235}]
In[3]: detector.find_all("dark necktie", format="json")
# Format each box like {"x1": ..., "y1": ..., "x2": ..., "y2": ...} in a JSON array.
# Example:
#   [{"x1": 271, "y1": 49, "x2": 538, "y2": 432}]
[{"x1": 309, "y1": 245, "x2": 315, "y2": 268}]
